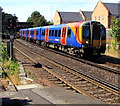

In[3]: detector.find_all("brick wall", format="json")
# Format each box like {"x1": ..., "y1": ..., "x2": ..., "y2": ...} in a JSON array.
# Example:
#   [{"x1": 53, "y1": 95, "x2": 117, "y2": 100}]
[
  {"x1": 53, "y1": 10, "x2": 61, "y2": 25},
  {"x1": 92, "y1": 1, "x2": 109, "y2": 28}
]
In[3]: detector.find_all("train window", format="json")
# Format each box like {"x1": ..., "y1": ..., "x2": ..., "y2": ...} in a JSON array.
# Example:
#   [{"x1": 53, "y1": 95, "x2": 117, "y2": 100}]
[
  {"x1": 36, "y1": 31, "x2": 38, "y2": 35},
  {"x1": 67, "y1": 29, "x2": 71, "y2": 38},
  {"x1": 58, "y1": 30, "x2": 61, "y2": 37},
  {"x1": 49, "y1": 30, "x2": 51, "y2": 36},
  {"x1": 75, "y1": 27, "x2": 78, "y2": 34},
  {"x1": 42, "y1": 30, "x2": 45, "y2": 36},
  {"x1": 51, "y1": 30, "x2": 54, "y2": 36},
  {"x1": 55, "y1": 30, "x2": 58, "y2": 37},
  {"x1": 101, "y1": 25, "x2": 106, "y2": 40},
  {"x1": 30, "y1": 31, "x2": 34, "y2": 35},
  {"x1": 83, "y1": 25, "x2": 90, "y2": 39}
]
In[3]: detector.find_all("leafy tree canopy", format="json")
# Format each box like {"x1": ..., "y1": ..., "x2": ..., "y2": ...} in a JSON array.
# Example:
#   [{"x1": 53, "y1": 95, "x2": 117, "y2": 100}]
[
  {"x1": 2, "y1": 12, "x2": 18, "y2": 27},
  {"x1": 27, "y1": 11, "x2": 48, "y2": 27},
  {"x1": 110, "y1": 16, "x2": 120, "y2": 41},
  {"x1": 2, "y1": 12, "x2": 18, "y2": 35}
]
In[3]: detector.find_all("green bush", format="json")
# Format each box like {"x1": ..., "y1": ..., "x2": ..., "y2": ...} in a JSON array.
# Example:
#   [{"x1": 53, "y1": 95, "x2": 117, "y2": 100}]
[{"x1": 0, "y1": 43, "x2": 20, "y2": 77}]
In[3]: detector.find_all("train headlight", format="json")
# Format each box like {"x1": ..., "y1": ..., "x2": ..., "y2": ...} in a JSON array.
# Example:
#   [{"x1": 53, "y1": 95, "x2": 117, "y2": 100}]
[{"x1": 86, "y1": 41, "x2": 89, "y2": 44}]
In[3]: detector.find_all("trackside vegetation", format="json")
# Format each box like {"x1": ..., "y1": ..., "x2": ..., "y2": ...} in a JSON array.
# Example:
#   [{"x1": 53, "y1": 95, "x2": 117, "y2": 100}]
[
  {"x1": 0, "y1": 42, "x2": 20, "y2": 78},
  {"x1": 110, "y1": 17, "x2": 120, "y2": 50}
]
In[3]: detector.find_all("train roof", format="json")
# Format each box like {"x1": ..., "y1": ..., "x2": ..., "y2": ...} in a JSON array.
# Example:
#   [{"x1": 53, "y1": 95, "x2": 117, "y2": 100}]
[
  {"x1": 20, "y1": 28, "x2": 28, "y2": 31},
  {"x1": 28, "y1": 27, "x2": 41, "y2": 30},
  {"x1": 20, "y1": 21, "x2": 103, "y2": 31},
  {"x1": 42, "y1": 24, "x2": 67, "y2": 29}
]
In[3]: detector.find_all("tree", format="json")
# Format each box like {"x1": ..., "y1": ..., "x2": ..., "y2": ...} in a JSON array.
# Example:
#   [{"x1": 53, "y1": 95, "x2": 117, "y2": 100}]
[
  {"x1": 110, "y1": 16, "x2": 120, "y2": 50},
  {"x1": 27, "y1": 11, "x2": 48, "y2": 27},
  {"x1": 110, "y1": 16, "x2": 120, "y2": 41},
  {"x1": 2, "y1": 12, "x2": 18, "y2": 38}
]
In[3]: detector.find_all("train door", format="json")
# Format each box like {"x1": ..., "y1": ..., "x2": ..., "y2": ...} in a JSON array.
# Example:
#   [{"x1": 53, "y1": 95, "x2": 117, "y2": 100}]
[
  {"x1": 28, "y1": 30, "x2": 30, "y2": 38},
  {"x1": 75, "y1": 26, "x2": 82, "y2": 44},
  {"x1": 34, "y1": 29, "x2": 36, "y2": 40},
  {"x1": 61, "y1": 27, "x2": 67, "y2": 45},
  {"x1": 24, "y1": 31, "x2": 26, "y2": 37},
  {"x1": 91, "y1": 23, "x2": 101, "y2": 47},
  {"x1": 45, "y1": 28, "x2": 49, "y2": 42}
]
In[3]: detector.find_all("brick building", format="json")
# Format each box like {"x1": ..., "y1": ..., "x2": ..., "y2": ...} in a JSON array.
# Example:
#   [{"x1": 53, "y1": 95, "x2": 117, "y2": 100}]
[
  {"x1": 54, "y1": 10, "x2": 84, "y2": 25},
  {"x1": 79, "y1": 10, "x2": 92, "y2": 21},
  {"x1": 54, "y1": 10, "x2": 92, "y2": 25},
  {"x1": 92, "y1": 0, "x2": 120, "y2": 28}
]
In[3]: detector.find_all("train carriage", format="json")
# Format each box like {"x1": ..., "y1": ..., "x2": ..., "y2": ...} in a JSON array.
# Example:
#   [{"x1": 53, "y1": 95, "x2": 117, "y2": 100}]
[
  {"x1": 19, "y1": 21, "x2": 106, "y2": 57},
  {"x1": 19, "y1": 29, "x2": 28, "y2": 38},
  {"x1": 27, "y1": 27, "x2": 41, "y2": 41}
]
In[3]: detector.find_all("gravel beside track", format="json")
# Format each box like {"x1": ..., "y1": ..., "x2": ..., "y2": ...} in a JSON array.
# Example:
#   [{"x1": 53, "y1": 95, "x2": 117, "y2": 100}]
[
  {"x1": 15, "y1": 39, "x2": 119, "y2": 87},
  {"x1": 12, "y1": 39, "x2": 120, "y2": 104}
]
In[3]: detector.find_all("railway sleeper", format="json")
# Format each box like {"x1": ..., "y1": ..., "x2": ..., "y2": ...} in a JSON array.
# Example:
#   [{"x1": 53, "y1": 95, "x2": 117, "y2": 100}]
[
  {"x1": 54, "y1": 81, "x2": 63, "y2": 84},
  {"x1": 103, "y1": 93, "x2": 119, "y2": 99},
  {"x1": 89, "y1": 89, "x2": 105, "y2": 95},
  {"x1": 84, "y1": 86, "x2": 98, "y2": 90},
  {"x1": 64, "y1": 86, "x2": 72, "y2": 89},
  {"x1": 80, "y1": 86, "x2": 98, "y2": 91},
  {"x1": 48, "y1": 78, "x2": 59, "y2": 81},
  {"x1": 78, "y1": 83, "x2": 93, "y2": 86},
  {"x1": 78, "y1": 80, "x2": 88, "y2": 84},
  {"x1": 105, "y1": 98, "x2": 116, "y2": 102},
  {"x1": 95, "y1": 92, "x2": 112, "y2": 98},
  {"x1": 67, "y1": 79, "x2": 82, "y2": 82},
  {"x1": 57, "y1": 83, "x2": 67, "y2": 87}
]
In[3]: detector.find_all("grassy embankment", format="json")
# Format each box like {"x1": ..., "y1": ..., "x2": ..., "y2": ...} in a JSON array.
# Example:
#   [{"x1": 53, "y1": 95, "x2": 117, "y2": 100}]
[{"x1": 0, "y1": 42, "x2": 20, "y2": 87}]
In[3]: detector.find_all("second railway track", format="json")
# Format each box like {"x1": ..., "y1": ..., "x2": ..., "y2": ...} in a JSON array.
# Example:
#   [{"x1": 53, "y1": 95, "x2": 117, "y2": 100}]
[{"x1": 13, "y1": 39, "x2": 120, "y2": 104}]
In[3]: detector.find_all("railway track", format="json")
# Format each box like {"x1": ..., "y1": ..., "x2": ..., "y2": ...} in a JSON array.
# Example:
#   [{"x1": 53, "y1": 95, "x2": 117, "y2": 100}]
[
  {"x1": 17, "y1": 39, "x2": 120, "y2": 74},
  {"x1": 15, "y1": 39, "x2": 120, "y2": 86},
  {"x1": 14, "y1": 39, "x2": 120, "y2": 104}
]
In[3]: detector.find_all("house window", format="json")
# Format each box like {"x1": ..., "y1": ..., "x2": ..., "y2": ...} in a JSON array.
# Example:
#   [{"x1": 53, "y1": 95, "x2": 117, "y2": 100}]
[
  {"x1": 98, "y1": 16, "x2": 100, "y2": 20},
  {"x1": 95, "y1": 16, "x2": 96, "y2": 20},
  {"x1": 102, "y1": 16, "x2": 104, "y2": 20}
]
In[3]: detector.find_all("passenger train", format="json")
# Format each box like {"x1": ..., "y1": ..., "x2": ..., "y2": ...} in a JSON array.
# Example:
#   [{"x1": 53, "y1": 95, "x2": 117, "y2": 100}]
[{"x1": 19, "y1": 21, "x2": 106, "y2": 57}]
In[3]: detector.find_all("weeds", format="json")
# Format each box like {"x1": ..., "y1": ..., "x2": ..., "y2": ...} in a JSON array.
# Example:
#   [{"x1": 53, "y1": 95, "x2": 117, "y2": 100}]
[{"x1": 0, "y1": 42, "x2": 20, "y2": 78}]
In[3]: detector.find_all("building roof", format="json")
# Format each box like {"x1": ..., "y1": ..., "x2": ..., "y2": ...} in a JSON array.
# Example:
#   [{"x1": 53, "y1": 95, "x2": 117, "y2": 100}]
[
  {"x1": 82, "y1": 11, "x2": 92, "y2": 20},
  {"x1": 58, "y1": 12, "x2": 84, "y2": 22},
  {"x1": 103, "y1": 3, "x2": 120, "y2": 16}
]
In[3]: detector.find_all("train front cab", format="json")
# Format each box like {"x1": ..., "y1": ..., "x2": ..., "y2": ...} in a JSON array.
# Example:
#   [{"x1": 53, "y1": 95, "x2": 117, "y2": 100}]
[{"x1": 82, "y1": 21, "x2": 106, "y2": 56}]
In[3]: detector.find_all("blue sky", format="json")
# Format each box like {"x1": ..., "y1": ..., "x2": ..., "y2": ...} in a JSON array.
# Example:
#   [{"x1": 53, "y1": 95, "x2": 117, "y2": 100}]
[{"x1": 0, "y1": 0, "x2": 119, "y2": 22}]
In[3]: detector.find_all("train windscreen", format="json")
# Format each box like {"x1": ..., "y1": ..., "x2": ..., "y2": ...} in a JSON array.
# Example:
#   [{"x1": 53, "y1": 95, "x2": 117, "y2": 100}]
[
  {"x1": 101, "y1": 25, "x2": 106, "y2": 40},
  {"x1": 82, "y1": 23, "x2": 90, "y2": 40},
  {"x1": 92, "y1": 23, "x2": 101, "y2": 40}
]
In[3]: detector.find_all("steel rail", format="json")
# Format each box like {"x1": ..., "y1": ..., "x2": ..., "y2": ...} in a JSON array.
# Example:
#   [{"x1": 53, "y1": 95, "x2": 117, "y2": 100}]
[
  {"x1": 14, "y1": 42, "x2": 119, "y2": 95},
  {"x1": 14, "y1": 42, "x2": 120, "y2": 104},
  {"x1": 17, "y1": 39, "x2": 120, "y2": 74},
  {"x1": 15, "y1": 40, "x2": 120, "y2": 90}
]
